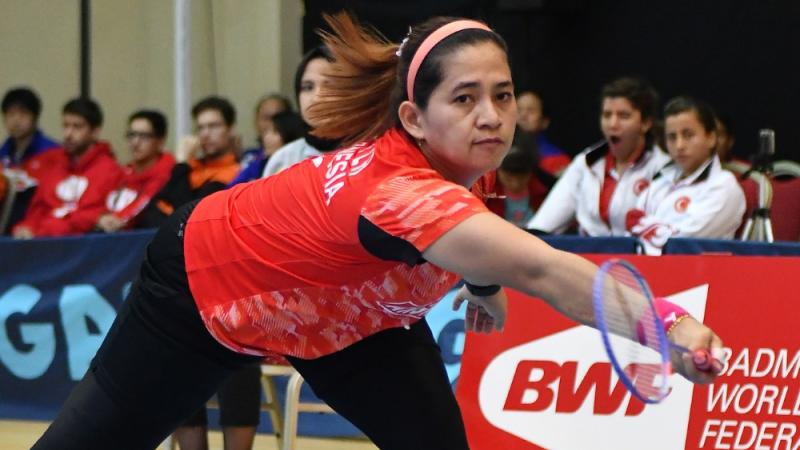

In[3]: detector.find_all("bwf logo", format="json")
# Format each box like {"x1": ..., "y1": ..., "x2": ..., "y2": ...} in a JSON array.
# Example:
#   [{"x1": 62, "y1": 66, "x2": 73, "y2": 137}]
[{"x1": 479, "y1": 285, "x2": 709, "y2": 450}]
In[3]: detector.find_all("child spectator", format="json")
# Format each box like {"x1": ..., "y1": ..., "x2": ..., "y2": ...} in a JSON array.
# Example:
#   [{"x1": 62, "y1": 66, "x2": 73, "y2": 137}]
[
  {"x1": 516, "y1": 89, "x2": 570, "y2": 176},
  {"x1": 487, "y1": 132, "x2": 553, "y2": 227}
]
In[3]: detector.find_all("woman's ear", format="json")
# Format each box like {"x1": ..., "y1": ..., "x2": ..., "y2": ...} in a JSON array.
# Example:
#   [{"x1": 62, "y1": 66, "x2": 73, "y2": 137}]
[
  {"x1": 641, "y1": 117, "x2": 653, "y2": 135},
  {"x1": 398, "y1": 101, "x2": 425, "y2": 141}
]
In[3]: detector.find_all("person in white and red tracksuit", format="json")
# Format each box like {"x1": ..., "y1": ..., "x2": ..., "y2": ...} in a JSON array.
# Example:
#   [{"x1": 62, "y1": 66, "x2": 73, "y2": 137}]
[
  {"x1": 526, "y1": 77, "x2": 670, "y2": 236},
  {"x1": 626, "y1": 96, "x2": 745, "y2": 255},
  {"x1": 12, "y1": 98, "x2": 122, "y2": 239}
]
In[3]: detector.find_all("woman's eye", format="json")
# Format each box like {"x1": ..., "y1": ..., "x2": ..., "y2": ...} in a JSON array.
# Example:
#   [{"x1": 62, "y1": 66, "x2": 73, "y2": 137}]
[{"x1": 454, "y1": 95, "x2": 471, "y2": 103}]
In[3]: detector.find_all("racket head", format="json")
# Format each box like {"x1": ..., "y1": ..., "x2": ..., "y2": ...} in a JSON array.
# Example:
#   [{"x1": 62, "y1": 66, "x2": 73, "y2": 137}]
[{"x1": 592, "y1": 259, "x2": 672, "y2": 404}]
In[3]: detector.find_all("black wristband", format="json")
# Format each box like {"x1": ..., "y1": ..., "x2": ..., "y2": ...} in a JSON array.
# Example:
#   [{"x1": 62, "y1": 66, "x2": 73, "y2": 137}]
[{"x1": 465, "y1": 282, "x2": 501, "y2": 297}]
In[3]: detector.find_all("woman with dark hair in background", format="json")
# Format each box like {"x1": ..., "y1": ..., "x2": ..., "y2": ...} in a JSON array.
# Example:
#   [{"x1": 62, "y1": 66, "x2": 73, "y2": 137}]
[
  {"x1": 238, "y1": 93, "x2": 292, "y2": 168},
  {"x1": 527, "y1": 77, "x2": 671, "y2": 236},
  {"x1": 626, "y1": 96, "x2": 745, "y2": 254},
  {"x1": 33, "y1": 14, "x2": 723, "y2": 450},
  {"x1": 261, "y1": 46, "x2": 341, "y2": 177},
  {"x1": 228, "y1": 110, "x2": 307, "y2": 185}
]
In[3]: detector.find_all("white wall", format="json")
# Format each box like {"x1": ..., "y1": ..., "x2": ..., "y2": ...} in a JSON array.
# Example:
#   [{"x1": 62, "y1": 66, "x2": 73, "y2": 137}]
[{"x1": 0, "y1": 0, "x2": 303, "y2": 161}]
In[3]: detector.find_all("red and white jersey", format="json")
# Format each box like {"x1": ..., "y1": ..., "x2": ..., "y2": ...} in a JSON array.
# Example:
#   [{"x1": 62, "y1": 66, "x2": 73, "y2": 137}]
[
  {"x1": 527, "y1": 142, "x2": 670, "y2": 236},
  {"x1": 104, "y1": 152, "x2": 175, "y2": 227},
  {"x1": 13, "y1": 142, "x2": 123, "y2": 237},
  {"x1": 184, "y1": 128, "x2": 491, "y2": 359},
  {"x1": 626, "y1": 155, "x2": 745, "y2": 255}
]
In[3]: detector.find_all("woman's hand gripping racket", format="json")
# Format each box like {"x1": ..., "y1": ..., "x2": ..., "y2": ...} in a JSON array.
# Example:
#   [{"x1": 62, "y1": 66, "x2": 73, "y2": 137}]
[{"x1": 593, "y1": 259, "x2": 724, "y2": 404}]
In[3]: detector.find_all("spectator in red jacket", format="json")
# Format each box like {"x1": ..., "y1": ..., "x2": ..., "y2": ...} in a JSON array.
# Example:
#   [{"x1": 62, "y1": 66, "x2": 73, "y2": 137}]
[
  {"x1": 96, "y1": 110, "x2": 176, "y2": 232},
  {"x1": 12, "y1": 98, "x2": 123, "y2": 239}
]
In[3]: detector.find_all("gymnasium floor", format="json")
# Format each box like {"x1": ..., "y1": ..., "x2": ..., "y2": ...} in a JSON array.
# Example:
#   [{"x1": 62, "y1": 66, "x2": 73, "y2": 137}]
[{"x1": 0, "y1": 420, "x2": 378, "y2": 450}]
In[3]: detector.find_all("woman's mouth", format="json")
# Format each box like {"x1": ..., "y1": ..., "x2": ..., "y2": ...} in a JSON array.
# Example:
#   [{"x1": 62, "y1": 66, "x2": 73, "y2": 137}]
[{"x1": 474, "y1": 137, "x2": 504, "y2": 146}]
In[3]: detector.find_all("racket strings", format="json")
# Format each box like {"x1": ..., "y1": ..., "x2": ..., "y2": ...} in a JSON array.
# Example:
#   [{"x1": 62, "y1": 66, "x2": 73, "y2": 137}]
[{"x1": 599, "y1": 265, "x2": 669, "y2": 402}]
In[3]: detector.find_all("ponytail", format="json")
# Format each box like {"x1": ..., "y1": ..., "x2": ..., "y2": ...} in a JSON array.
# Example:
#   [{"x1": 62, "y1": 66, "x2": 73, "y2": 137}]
[
  {"x1": 310, "y1": 12, "x2": 507, "y2": 147},
  {"x1": 310, "y1": 13, "x2": 401, "y2": 146}
]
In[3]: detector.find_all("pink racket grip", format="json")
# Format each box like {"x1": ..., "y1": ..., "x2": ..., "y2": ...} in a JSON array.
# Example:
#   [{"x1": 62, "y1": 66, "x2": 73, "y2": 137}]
[
  {"x1": 692, "y1": 349, "x2": 726, "y2": 374},
  {"x1": 692, "y1": 349, "x2": 711, "y2": 371}
]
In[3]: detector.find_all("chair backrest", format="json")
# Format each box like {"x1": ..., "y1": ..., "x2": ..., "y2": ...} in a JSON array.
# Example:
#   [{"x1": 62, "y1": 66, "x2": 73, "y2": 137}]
[
  {"x1": 737, "y1": 171, "x2": 774, "y2": 242},
  {"x1": 773, "y1": 160, "x2": 800, "y2": 178},
  {"x1": 724, "y1": 160, "x2": 752, "y2": 176},
  {"x1": 770, "y1": 177, "x2": 800, "y2": 241}
]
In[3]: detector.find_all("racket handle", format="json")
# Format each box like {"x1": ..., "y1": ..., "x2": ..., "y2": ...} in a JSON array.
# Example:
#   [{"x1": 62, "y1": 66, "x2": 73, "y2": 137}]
[{"x1": 692, "y1": 349, "x2": 712, "y2": 371}]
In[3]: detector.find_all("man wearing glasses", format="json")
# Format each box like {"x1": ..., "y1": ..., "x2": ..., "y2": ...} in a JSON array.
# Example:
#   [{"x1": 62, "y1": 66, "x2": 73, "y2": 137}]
[
  {"x1": 95, "y1": 110, "x2": 176, "y2": 232},
  {"x1": 138, "y1": 96, "x2": 240, "y2": 228}
]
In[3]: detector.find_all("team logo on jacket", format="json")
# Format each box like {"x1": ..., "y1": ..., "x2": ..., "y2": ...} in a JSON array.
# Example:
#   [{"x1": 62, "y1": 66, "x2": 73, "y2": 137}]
[
  {"x1": 378, "y1": 301, "x2": 430, "y2": 318},
  {"x1": 56, "y1": 175, "x2": 89, "y2": 202},
  {"x1": 633, "y1": 178, "x2": 650, "y2": 196},
  {"x1": 106, "y1": 187, "x2": 139, "y2": 212},
  {"x1": 674, "y1": 196, "x2": 691, "y2": 213}
]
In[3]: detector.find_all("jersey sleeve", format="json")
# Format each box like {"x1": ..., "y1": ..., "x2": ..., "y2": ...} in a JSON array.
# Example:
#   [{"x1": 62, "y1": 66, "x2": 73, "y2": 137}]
[{"x1": 361, "y1": 173, "x2": 489, "y2": 253}]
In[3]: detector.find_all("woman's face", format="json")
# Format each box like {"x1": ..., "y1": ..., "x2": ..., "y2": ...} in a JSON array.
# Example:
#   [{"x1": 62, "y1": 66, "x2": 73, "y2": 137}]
[
  {"x1": 600, "y1": 97, "x2": 651, "y2": 161},
  {"x1": 298, "y1": 57, "x2": 333, "y2": 127},
  {"x1": 260, "y1": 120, "x2": 284, "y2": 156},
  {"x1": 412, "y1": 41, "x2": 517, "y2": 185},
  {"x1": 665, "y1": 110, "x2": 716, "y2": 176},
  {"x1": 516, "y1": 92, "x2": 548, "y2": 134},
  {"x1": 255, "y1": 98, "x2": 287, "y2": 136}
]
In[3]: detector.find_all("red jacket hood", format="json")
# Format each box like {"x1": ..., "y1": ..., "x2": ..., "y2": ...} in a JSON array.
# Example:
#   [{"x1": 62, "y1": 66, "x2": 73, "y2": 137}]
[
  {"x1": 123, "y1": 151, "x2": 176, "y2": 182},
  {"x1": 69, "y1": 141, "x2": 116, "y2": 172}
]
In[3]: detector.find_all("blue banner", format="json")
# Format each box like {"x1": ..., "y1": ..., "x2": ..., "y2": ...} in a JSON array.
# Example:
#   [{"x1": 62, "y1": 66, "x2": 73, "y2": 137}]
[
  {"x1": 0, "y1": 230, "x2": 468, "y2": 437},
  {"x1": 0, "y1": 230, "x2": 153, "y2": 420},
  {"x1": 7, "y1": 231, "x2": 777, "y2": 433}
]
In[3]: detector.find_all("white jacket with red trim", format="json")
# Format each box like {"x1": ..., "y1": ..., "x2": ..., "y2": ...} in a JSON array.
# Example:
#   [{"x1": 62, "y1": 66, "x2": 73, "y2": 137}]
[
  {"x1": 527, "y1": 141, "x2": 670, "y2": 236},
  {"x1": 626, "y1": 155, "x2": 746, "y2": 255}
]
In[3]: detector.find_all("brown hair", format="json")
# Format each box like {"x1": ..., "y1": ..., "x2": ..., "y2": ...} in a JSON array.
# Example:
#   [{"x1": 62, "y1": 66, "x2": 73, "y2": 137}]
[{"x1": 310, "y1": 12, "x2": 507, "y2": 146}]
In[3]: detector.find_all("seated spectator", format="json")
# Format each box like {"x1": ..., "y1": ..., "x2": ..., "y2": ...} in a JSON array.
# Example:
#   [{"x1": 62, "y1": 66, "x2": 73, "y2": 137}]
[
  {"x1": 527, "y1": 77, "x2": 670, "y2": 236},
  {"x1": 138, "y1": 96, "x2": 240, "y2": 228},
  {"x1": 486, "y1": 133, "x2": 555, "y2": 227},
  {"x1": 1, "y1": 87, "x2": 60, "y2": 233},
  {"x1": 713, "y1": 111, "x2": 750, "y2": 171},
  {"x1": 96, "y1": 110, "x2": 175, "y2": 232},
  {"x1": 516, "y1": 89, "x2": 570, "y2": 176},
  {"x1": 262, "y1": 46, "x2": 341, "y2": 177},
  {"x1": 626, "y1": 96, "x2": 745, "y2": 254},
  {"x1": 229, "y1": 109, "x2": 306, "y2": 185},
  {"x1": 239, "y1": 93, "x2": 292, "y2": 167},
  {"x1": 11, "y1": 98, "x2": 122, "y2": 239},
  {"x1": 715, "y1": 111, "x2": 736, "y2": 163}
]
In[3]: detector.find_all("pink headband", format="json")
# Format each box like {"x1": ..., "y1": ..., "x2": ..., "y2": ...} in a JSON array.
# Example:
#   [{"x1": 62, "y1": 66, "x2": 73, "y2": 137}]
[{"x1": 406, "y1": 20, "x2": 493, "y2": 103}]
